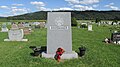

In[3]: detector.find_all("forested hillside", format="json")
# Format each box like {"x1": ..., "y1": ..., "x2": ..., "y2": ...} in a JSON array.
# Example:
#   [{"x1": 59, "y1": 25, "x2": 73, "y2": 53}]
[{"x1": 5, "y1": 10, "x2": 120, "y2": 20}]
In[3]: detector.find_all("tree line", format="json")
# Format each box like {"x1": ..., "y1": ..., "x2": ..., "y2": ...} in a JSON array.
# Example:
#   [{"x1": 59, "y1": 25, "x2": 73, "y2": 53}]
[{"x1": 3, "y1": 10, "x2": 120, "y2": 21}]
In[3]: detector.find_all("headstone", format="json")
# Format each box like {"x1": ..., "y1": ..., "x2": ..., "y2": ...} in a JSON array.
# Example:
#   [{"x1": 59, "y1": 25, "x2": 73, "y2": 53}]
[
  {"x1": 88, "y1": 25, "x2": 93, "y2": 31},
  {"x1": 4, "y1": 29, "x2": 28, "y2": 41},
  {"x1": 1, "y1": 23, "x2": 8, "y2": 32},
  {"x1": 81, "y1": 23, "x2": 87, "y2": 28},
  {"x1": 98, "y1": 22, "x2": 101, "y2": 26},
  {"x1": 111, "y1": 22, "x2": 117, "y2": 25},
  {"x1": 118, "y1": 21, "x2": 120, "y2": 25},
  {"x1": 24, "y1": 23, "x2": 30, "y2": 27},
  {"x1": 39, "y1": 22, "x2": 45, "y2": 28},
  {"x1": 114, "y1": 31, "x2": 117, "y2": 33},
  {"x1": 78, "y1": 25, "x2": 80, "y2": 28},
  {"x1": 11, "y1": 24, "x2": 19, "y2": 30},
  {"x1": 108, "y1": 22, "x2": 112, "y2": 25},
  {"x1": 77, "y1": 23, "x2": 80, "y2": 28},
  {"x1": 111, "y1": 32, "x2": 120, "y2": 44},
  {"x1": 42, "y1": 12, "x2": 78, "y2": 59},
  {"x1": 33, "y1": 22, "x2": 40, "y2": 26},
  {"x1": 33, "y1": 22, "x2": 42, "y2": 29},
  {"x1": 18, "y1": 23, "x2": 24, "y2": 29},
  {"x1": 45, "y1": 22, "x2": 48, "y2": 28},
  {"x1": 113, "y1": 22, "x2": 117, "y2": 25},
  {"x1": 23, "y1": 28, "x2": 31, "y2": 35}
]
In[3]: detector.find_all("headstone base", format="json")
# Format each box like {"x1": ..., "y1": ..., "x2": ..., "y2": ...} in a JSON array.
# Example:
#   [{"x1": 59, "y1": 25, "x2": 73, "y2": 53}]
[
  {"x1": 42, "y1": 51, "x2": 78, "y2": 59},
  {"x1": 1, "y1": 29, "x2": 8, "y2": 32},
  {"x1": 1, "y1": 31, "x2": 8, "y2": 32},
  {"x1": 4, "y1": 39, "x2": 28, "y2": 41}
]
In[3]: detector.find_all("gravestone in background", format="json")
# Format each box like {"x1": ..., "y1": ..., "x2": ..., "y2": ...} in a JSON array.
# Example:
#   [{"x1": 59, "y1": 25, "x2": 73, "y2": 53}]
[
  {"x1": 88, "y1": 25, "x2": 93, "y2": 31},
  {"x1": 42, "y1": 12, "x2": 78, "y2": 59},
  {"x1": 39, "y1": 22, "x2": 45, "y2": 28},
  {"x1": 77, "y1": 23, "x2": 80, "y2": 29},
  {"x1": 24, "y1": 23, "x2": 30, "y2": 27},
  {"x1": 98, "y1": 22, "x2": 101, "y2": 26},
  {"x1": 18, "y1": 23, "x2": 24, "y2": 29},
  {"x1": 8, "y1": 29, "x2": 23, "y2": 41},
  {"x1": 4, "y1": 24, "x2": 28, "y2": 41},
  {"x1": 11, "y1": 24, "x2": 19, "y2": 30},
  {"x1": 111, "y1": 32, "x2": 120, "y2": 44},
  {"x1": 81, "y1": 23, "x2": 87, "y2": 28},
  {"x1": 23, "y1": 28, "x2": 31, "y2": 35},
  {"x1": 1, "y1": 23, "x2": 8, "y2": 32}
]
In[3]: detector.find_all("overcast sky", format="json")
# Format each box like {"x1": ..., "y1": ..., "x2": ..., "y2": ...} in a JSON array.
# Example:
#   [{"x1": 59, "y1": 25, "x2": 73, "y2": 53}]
[{"x1": 0, "y1": 0, "x2": 120, "y2": 17}]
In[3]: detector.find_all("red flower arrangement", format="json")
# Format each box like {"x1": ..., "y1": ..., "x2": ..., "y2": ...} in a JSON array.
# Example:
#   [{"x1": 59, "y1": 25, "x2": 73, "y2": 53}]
[{"x1": 54, "y1": 47, "x2": 65, "y2": 62}]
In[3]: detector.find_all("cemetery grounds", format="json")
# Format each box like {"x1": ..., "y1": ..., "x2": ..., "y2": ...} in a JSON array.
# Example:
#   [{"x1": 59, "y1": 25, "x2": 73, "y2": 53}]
[{"x1": 0, "y1": 20, "x2": 120, "y2": 67}]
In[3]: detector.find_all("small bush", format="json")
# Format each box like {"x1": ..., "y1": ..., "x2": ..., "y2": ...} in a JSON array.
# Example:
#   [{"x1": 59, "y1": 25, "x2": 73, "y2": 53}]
[{"x1": 71, "y1": 17, "x2": 77, "y2": 26}]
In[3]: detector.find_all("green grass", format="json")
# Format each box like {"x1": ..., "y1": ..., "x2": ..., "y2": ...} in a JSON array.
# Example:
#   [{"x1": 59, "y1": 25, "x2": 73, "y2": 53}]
[{"x1": 0, "y1": 25, "x2": 120, "y2": 67}]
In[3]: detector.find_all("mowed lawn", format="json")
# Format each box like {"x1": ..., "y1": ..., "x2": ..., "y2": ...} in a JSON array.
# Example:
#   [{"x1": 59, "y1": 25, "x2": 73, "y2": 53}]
[{"x1": 0, "y1": 25, "x2": 120, "y2": 67}]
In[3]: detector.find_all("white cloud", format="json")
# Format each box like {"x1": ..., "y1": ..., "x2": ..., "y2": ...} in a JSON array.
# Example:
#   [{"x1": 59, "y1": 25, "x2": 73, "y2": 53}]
[
  {"x1": 0, "y1": 14, "x2": 8, "y2": 17},
  {"x1": 79, "y1": 0, "x2": 100, "y2": 5},
  {"x1": 73, "y1": 5, "x2": 94, "y2": 10},
  {"x1": 36, "y1": 7, "x2": 52, "y2": 11},
  {"x1": 93, "y1": 4, "x2": 99, "y2": 8},
  {"x1": 33, "y1": 6, "x2": 73, "y2": 11},
  {"x1": 11, "y1": 7, "x2": 17, "y2": 9},
  {"x1": 65, "y1": 0, "x2": 100, "y2": 5},
  {"x1": 65, "y1": 0, "x2": 79, "y2": 4},
  {"x1": 59, "y1": 7, "x2": 73, "y2": 10},
  {"x1": 110, "y1": 6, "x2": 119, "y2": 10},
  {"x1": 109, "y1": 3, "x2": 114, "y2": 5},
  {"x1": 0, "y1": 6, "x2": 9, "y2": 9},
  {"x1": 12, "y1": 4, "x2": 24, "y2": 6},
  {"x1": 105, "y1": 3, "x2": 114, "y2": 7},
  {"x1": 11, "y1": 7, "x2": 29, "y2": 15},
  {"x1": 105, "y1": 3, "x2": 119, "y2": 10},
  {"x1": 30, "y1": 1, "x2": 45, "y2": 6},
  {"x1": 53, "y1": 7, "x2": 73, "y2": 11},
  {"x1": 31, "y1": 1, "x2": 47, "y2": 11}
]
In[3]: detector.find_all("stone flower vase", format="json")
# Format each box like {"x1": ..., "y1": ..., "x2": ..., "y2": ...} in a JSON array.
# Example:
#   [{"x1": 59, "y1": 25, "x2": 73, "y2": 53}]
[
  {"x1": 33, "y1": 48, "x2": 41, "y2": 56},
  {"x1": 79, "y1": 46, "x2": 86, "y2": 57}
]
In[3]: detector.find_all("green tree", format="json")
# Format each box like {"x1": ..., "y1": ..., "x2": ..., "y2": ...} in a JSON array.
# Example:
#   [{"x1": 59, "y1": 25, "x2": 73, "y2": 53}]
[
  {"x1": 95, "y1": 18, "x2": 101, "y2": 23},
  {"x1": 113, "y1": 16, "x2": 118, "y2": 23},
  {"x1": 71, "y1": 17, "x2": 77, "y2": 26}
]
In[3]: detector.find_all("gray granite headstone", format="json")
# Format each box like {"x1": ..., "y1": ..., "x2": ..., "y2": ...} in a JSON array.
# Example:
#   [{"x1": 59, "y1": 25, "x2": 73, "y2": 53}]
[
  {"x1": 1, "y1": 23, "x2": 8, "y2": 32},
  {"x1": 4, "y1": 29, "x2": 28, "y2": 41},
  {"x1": 42, "y1": 12, "x2": 78, "y2": 59},
  {"x1": 33, "y1": 22, "x2": 40, "y2": 25},
  {"x1": 8, "y1": 29, "x2": 24, "y2": 41},
  {"x1": 4, "y1": 28, "x2": 28, "y2": 41},
  {"x1": 24, "y1": 23, "x2": 30, "y2": 27},
  {"x1": 47, "y1": 12, "x2": 72, "y2": 54}
]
